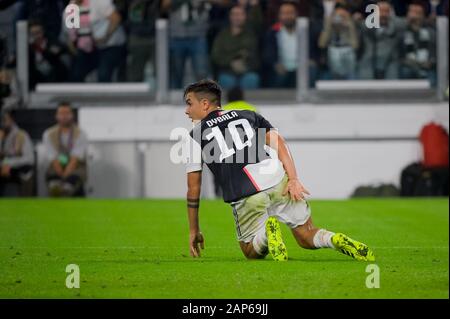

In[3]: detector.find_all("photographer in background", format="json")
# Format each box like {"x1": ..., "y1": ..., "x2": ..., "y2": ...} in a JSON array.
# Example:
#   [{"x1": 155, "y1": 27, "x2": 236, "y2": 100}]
[
  {"x1": 399, "y1": 1, "x2": 437, "y2": 86},
  {"x1": 28, "y1": 20, "x2": 68, "y2": 90},
  {"x1": 0, "y1": 109, "x2": 35, "y2": 197},
  {"x1": 43, "y1": 102, "x2": 88, "y2": 197},
  {"x1": 318, "y1": 3, "x2": 359, "y2": 80},
  {"x1": 358, "y1": 1, "x2": 406, "y2": 80}
]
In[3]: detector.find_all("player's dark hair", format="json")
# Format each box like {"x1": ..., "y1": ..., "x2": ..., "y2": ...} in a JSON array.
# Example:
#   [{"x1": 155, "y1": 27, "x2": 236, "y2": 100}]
[
  {"x1": 184, "y1": 79, "x2": 222, "y2": 107},
  {"x1": 227, "y1": 87, "x2": 244, "y2": 103}
]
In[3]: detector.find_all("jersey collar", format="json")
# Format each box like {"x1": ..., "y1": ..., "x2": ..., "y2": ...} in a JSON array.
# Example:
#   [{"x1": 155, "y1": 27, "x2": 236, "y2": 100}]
[{"x1": 203, "y1": 108, "x2": 223, "y2": 122}]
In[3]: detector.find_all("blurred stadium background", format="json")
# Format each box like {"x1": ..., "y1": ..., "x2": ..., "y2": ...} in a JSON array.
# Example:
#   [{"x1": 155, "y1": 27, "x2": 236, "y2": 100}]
[
  {"x1": 0, "y1": 0, "x2": 448, "y2": 299},
  {"x1": 0, "y1": 0, "x2": 448, "y2": 200}
]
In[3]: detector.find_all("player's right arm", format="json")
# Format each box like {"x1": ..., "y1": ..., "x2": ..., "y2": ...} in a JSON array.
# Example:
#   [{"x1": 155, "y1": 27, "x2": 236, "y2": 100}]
[
  {"x1": 252, "y1": 111, "x2": 310, "y2": 201},
  {"x1": 266, "y1": 129, "x2": 310, "y2": 202},
  {"x1": 187, "y1": 171, "x2": 205, "y2": 258}
]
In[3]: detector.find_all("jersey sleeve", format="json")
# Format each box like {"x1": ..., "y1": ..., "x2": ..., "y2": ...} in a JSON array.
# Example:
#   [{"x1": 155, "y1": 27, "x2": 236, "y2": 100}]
[
  {"x1": 185, "y1": 133, "x2": 203, "y2": 174},
  {"x1": 254, "y1": 113, "x2": 275, "y2": 131}
]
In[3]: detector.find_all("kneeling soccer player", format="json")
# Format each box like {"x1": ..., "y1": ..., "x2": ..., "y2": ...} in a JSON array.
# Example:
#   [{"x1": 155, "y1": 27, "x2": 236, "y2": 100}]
[{"x1": 183, "y1": 79, "x2": 375, "y2": 262}]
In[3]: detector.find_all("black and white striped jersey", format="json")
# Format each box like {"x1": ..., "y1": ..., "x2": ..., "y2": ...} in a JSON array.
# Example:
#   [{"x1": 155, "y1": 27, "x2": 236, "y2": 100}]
[{"x1": 186, "y1": 109, "x2": 285, "y2": 203}]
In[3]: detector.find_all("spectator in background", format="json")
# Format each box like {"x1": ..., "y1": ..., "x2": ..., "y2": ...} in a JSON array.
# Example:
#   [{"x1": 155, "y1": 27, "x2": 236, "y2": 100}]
[
  {"x1": 211, "y1": 5, "x2": 261, "y2": 89},
  {"x1": 125, "y1": 0, "x2": 160, "y2": 83},
  {"x1": 0, "y1": 68, "x2": 11, "y2": 111},
  {"x1": 435, "y1": 0, "x2": 449, "y2": 16},
  {"x1": 43, "y1": 102, "x2": 88, "y2": 197},
  {"x1": 236, "y1": 0, "x2": 264, "y2": 32},
  {"x1": 344, "y1": 0, "x2": 371, "y2": 20},
  {"x1": 263, "y1": 1, "x2": 298, "y2": 88},
  {"x1": 287, "y1": 0, "x2": 373, "y2": 23},
  {"x1": 265, "y1": 0, "x2": 337, "y2": 25},
  {"x1": 223, "y1": 86, "x2": 257, "y2": 111},
  {"x1": 263, "y1": 0, "x2": 324, "y2": 87},
  {"x1": 162, "y1": 0, "x2": 210, "y2": 89},
  {"x1": 206, "y1": 0, "x2": 234, "y2": 81},
  {"x1": 358, "y1": 1, "x2": 406, "y2": 80},
  {"x1": 399, "y1": 2, "x2": 436, "y2": 85},
  {"x1": 28, "y1": 20, "x2": 68, "y2": 90},
  {"x1": 316, "y1": 0, "x2": 349, "y2": 21},
  {"x1": 428, "y1": 0, "x2": 449, "y2": 24},
  {"x1": 16, "y1": 0, "x2": 68, "y2": 44},
  {"x1": 62, "y1": 0, "x2": 127, "y2": 82},
  {"x1": 206, "y1": 0, "x2": 233, "y2": 54},
  {"x1": 0, "y1": 109, "x2": 34, "y2": 196},
  {"x1": 318, "y1": 4, "x2": 359, "y2": 79},
  {"x1": 391, "y1": 0, "x2": 431, "y2": 16},
  {"x1": 0, "y1": 0, "x2": 20, "y2": 67},
  {"x1": 0, "y1": 65, "x2": 19, "y2": 111}
]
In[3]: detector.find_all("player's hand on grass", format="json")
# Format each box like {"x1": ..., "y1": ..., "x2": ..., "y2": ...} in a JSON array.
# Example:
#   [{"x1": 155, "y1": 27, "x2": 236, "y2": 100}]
[
  {"x1": 189, "y1": 231, "x2": 205, "y2": 258},
  {"x1": 283, "y1": 178, "x2": 310, "y2": 202}
]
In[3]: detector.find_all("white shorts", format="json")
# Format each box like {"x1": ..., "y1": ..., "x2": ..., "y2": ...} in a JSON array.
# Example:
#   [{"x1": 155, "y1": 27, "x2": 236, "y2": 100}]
[{"x1": 230, "y1": 175, "x2": 312, "y2": 243}]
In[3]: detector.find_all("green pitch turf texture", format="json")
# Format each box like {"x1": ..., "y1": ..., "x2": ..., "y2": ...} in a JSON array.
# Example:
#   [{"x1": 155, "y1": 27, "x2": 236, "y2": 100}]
[{"x1": 0, "y1": 198, "x2": 448, "y2": 299}]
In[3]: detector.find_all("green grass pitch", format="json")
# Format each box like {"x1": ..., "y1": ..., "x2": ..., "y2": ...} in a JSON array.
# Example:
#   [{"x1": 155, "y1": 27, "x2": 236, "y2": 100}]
[{"x1": 0, "y1": 198, "x2": 448, "y2": 299}]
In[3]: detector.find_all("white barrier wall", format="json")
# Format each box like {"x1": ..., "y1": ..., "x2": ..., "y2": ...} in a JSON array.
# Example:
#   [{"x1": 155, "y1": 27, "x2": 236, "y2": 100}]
[
  {"x1": 288, "y1": 141, "x2": 421, "y2": 198},
  {"x1": 77, "y1": 103, "x2": 449, "y2": 199}
]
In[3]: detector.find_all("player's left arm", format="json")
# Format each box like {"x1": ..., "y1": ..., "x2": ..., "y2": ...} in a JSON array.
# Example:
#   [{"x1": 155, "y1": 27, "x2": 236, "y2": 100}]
[
  {"x1": 266, "y1": 130, "x2": 310, "y2": 201},
  {"x1": 187, "y1": 171, "x2": 205, "y2": 258}
]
